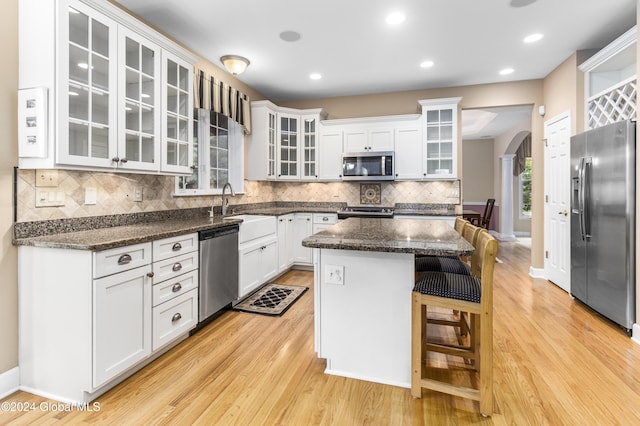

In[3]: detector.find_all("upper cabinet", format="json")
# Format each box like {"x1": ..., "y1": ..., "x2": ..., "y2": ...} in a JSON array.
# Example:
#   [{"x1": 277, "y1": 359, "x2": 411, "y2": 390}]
[
  {"x1": 419, "y1": 97, "x2": 461, "y2": 180},
  {"x1": 343, "y1": 128, "x2": 394, "y2": 152},
  {"x1": 580, "y1": 26, "x2": 636, "y2": 130},
  {"x1": 18, "y1": 0, "x2": 197, "y2": 175},
  {"x1": 247, "y1": 100, "x2": 325, "y2": 181}
]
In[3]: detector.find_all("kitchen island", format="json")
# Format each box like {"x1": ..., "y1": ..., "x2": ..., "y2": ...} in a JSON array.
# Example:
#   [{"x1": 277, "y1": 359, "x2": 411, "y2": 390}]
[{"x1": 302, "y1": 218, "x2": 474, "y2": 388}]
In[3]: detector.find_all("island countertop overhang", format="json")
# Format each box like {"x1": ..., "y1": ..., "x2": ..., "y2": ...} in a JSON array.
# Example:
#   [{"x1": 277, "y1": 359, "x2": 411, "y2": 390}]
[{"x1": 302, "y1": 217, "x2": 474, "y2": 257}]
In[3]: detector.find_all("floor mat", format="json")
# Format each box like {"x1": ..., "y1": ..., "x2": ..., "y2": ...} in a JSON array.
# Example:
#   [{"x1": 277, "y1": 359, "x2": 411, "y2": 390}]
[{"x1": 234, "y1": 283, "x2": 308, "y2": 316}]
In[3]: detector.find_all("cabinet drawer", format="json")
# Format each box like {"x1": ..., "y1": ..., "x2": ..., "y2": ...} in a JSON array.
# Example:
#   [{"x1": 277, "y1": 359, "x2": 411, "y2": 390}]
[
  {"x1": 152, "y1": 269, "x2": 198, "y2": 307},
  {"x1": 313, "y1": 213, "x2": 338, "y2": 225},
  {"x1": 93, "y1": 242, "x2": 152, "y2": 279},
  {"x1": 153, "y1": 251, "x2": 198, "y2": 284},
  {"x1": 153, "y1": 233, "x2": 198, "y2": 262},
  {"x1": 152, "y1": 288, "x2": 198, "y2": 351}
]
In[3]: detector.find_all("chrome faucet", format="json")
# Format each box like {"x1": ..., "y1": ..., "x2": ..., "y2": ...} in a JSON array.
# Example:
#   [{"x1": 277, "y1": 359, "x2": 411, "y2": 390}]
[{"x1": 221, "y1": 182, "x2": 235, "y2": 217}]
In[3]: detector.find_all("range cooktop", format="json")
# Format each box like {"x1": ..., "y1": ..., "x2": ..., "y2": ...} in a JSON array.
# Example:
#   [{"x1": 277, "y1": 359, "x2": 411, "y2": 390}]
[{"x1": 337, "y1": 206, "x2": 394, "y2": 219}]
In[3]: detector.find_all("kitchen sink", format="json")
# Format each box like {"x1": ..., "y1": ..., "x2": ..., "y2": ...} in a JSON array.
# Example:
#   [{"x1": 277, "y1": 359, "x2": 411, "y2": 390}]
[{"x1": 223, "y1": 215, "x2": 277, "y2": 244}]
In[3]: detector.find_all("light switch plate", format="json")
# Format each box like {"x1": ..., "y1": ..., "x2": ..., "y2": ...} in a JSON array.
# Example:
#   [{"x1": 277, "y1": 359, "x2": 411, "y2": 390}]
[
  {"x1": 324, "y1": 264, "x2": 345, "y2": 285},
  {"x1": 35, "y1": 169, "x2": 58, "y2": 187},
  {"x1": 85, "y1": 187, "x2": 97, "y2": 205},
  {"x1": 35, "y1": 190, "x2": 65, "y2": 207}
]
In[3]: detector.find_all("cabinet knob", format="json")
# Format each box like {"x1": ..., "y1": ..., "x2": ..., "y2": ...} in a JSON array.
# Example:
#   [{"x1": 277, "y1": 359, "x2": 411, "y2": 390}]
[
  {"x1": 172, "y1": 283, "x2": 182, "y2": 292},
  {"x1": 147, "y1": 272, "x2": 155, "y2": 278},
  {"x1": 172, "y1": 263, "x2": 182, "y2": 272},
  {"x1": 171, "y1": 313, "x2": 182, "y2": 322},
  {"x1": 322, "y1": 217, "x2": 329, "y2": 221},
  {"x1": 120, "y1": 158, "x2": 128, "y2": 164},
  {"x1": 112, "y1": 157, "x2": 120, "y2": 163},
  {"x1": 117, "y1": 254, "x2": 132, "y2": 265},
  {"x1": 172, "y1": 242, "x2": 182, "y2": 251}
]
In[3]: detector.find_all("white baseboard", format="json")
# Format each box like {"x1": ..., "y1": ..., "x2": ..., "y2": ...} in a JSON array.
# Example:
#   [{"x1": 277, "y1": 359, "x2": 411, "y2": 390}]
[
  {"x1": 529, "y1": 266, "x2": 546, "y2": 279},
  {"x1": 632, "y1": 324, "x2": 640, "y2": 345},
  {"x1": 0, "y1": 367, "x2": 19, "y2": 400},
  {"x1": 491, "y1": 231, "x2": 517, "y2": 242}
]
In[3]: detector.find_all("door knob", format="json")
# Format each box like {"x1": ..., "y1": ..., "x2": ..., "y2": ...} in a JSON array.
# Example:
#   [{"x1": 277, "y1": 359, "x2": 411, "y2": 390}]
[{"x1": 558, "y1": 210, "x2": 568, "y2": 217}]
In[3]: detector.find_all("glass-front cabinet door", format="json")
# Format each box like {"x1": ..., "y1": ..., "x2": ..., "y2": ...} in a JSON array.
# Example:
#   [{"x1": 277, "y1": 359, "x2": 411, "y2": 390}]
[
  {"x1": 278, "y1": 113, "x2": 299, "y2": 179},
  {"x1": 57, "y1": 0, "x2": 118, "y2": 168},
  {"x1": 161, "y1": 51, "x2": 193, "y2": 174},
  {"x1": 118, "y1": 28, "x2": 161, "y2": 171},
  {"x1": 419, "y1": 97, "x2": 461, "y2": 179},
  {"x1": 267, "y1": 111, "x2": 277, "y2": 179},
  {"x1": 301, "y1": 115, "x2": 318, "y2": 180}
]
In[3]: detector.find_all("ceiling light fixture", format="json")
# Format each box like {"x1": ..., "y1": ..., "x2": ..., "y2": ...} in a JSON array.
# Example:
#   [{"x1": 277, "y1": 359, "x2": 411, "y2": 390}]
[
  {"x1": 386, "y1": 12, "x2": 405, "y2": 25},
  {"x1": 310, "y1": 73, "x2": 322, "y2": 80},
  {"x1": 524, "y1": 33, "x2": 543, "y2": 43},
  {"x1": 499, "y1": 68, "x2": 515, "y2": 75},
  {"x1": 220, "y1": 55, "x2": 250, "y2": 75},
  {"x1": 420, "y1": 60, "x2": 434, "y2": 68}
]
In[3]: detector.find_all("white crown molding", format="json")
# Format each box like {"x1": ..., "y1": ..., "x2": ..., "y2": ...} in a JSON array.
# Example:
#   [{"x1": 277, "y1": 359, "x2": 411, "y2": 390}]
[{"x1": 579, "y1": 25, "x2": 637, "y2": 72}]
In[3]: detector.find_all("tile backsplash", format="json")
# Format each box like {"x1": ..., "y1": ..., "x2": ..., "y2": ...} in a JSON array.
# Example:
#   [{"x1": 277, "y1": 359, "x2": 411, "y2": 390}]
[{"x1": 16, "y1": 169, "x2": 460, "y2": 222}]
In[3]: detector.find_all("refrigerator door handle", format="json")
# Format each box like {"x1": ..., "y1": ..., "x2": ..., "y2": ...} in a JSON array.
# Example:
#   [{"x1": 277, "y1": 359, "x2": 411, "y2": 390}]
[
  {"x1": 583, "y1": 157, "x2": 592, "y2": 239},
  {"x1": 578, "y1": 157, "x2": 586, "y2": 240}
]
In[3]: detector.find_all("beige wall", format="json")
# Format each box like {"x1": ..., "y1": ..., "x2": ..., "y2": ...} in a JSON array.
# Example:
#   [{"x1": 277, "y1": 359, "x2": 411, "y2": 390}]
[
  {"x1": 462, "y1": 139, "x2": 494, "y2": 203},
  {"x1": 0, "y1": 0, "x2": 18, "y2": 375},
  {"x1": 283, "y1": 81, "x2": 546, "y2": 268}
]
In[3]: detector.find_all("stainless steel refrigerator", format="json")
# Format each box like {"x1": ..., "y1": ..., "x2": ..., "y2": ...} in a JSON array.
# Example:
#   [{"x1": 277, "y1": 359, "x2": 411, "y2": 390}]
[{"x1": 570, "y1": 119, "x2": 635, "y2": 334}]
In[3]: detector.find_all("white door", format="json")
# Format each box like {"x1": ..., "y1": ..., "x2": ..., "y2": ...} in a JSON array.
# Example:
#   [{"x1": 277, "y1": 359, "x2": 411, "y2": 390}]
[{"x1": 544, "y1": 112, "x2": 571, "y2": 292}]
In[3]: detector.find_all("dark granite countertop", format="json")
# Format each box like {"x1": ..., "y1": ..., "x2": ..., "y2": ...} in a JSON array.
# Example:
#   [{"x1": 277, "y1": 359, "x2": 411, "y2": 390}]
[
  {"x1": 229, "y1": 206, "x2": 341, "y2": 216},
  {"x1": 14, "y1": 218, "x2": 242, "y2": 251},
  {"x1": 302, "y1": 217, "x2": 473, "y2": 256}
]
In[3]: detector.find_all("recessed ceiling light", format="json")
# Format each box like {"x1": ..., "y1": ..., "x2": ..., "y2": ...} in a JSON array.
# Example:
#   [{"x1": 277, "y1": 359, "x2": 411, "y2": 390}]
[
  {"x1": 499, "y1": 68, "x2": 515, "y2": 75},
  {"x1": 310, "y1": 73, "x2": 322, "y2": 80},
  {"x1": 420, "y1": 60, "x2": 434, "y2": 68},
  {"x1": 386, "y1": 12, "x2": 405, "y2": 25},
  {"x1": 510, "y1": 0, "x2": 537, "y2": 7},
  {"x1": 524, "y1": 33, "x2": 543, "y2": 43},
  {"x1": 279, "y1": 30, "x2": 302, "y2": 42}
]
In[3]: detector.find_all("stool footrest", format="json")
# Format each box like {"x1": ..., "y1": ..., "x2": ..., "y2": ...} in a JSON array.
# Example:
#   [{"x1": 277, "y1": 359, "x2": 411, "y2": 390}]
[{"x1": 421, "y1": 378, "x2": 481, "y2": 402}]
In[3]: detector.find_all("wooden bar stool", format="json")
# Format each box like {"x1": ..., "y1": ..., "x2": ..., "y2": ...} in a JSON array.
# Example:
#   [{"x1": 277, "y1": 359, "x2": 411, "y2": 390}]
[{"x1": 411, "y1": 231, "x2": 498, "y2": 416}]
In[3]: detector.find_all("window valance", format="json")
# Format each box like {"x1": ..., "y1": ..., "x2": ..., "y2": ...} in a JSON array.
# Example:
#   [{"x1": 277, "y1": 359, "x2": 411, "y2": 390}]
[
  {"x1": 194, "y1": 68, "x2": 252, "y2": 134},
  {"x1": 513, "y1": 132, "x2": 532, "y2": 176}
]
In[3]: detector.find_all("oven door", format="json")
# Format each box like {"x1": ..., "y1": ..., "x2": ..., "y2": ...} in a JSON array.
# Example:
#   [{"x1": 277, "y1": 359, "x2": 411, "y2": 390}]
[{"x1": 342, "y1": 151, "x2": 394, "y2": 181}]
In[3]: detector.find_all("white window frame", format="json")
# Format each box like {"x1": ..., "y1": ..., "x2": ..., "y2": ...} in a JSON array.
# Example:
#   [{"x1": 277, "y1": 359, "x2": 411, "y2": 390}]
[
  {"x1": 519, "y1": 157, "x2": 532, "y2": 219},
  {"x1": 174, "y1": 109, "x2": 244, "y2": 196}
]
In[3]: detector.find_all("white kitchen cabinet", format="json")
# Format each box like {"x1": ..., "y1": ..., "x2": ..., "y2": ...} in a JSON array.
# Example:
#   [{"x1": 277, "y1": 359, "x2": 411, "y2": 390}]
[
  {"x1": 247, "y1": 101, "x2": 325, "y2": 181},
  {"x1": 278, "y1": 113, "x2": 300, "y2": 179},
  {"x1": 419, "y1": 97, "x2": 461, "y2": 179},
  {"x1": 93, "y1": 264, "x2": 152, "y2": 387},
  {"x1": 301, "y1": 114, "x2": 320, "y2": 180},
  {"x1": 18, "y1": 0, "x2": 197, "y2": 174},
  {"x1": 277, "y1": 214, "x2": 295, "y2": 271},
  {"x1": 18, "y1": 230, "x2": 201, "y2": 404},
  {"x1": 293, "y1": 213, "x2": 313, "y2": 264},
  {"x1": 160, "y1": 52, "x2": 194, "y2": 174},
  {"x1": 318, "y1": 131, "x2": 343, "y2": 181},
  {"x1": 312, "y1": 213, "x2": 338, "y2": 233},
  {"x1": 238, "y1": 238, "x2": 278, "y2": 298},
  {"x1": 117, "y1": 27, "x2": 161, "y2": 171},
  {"x1": 394, "y1": 127, "x2": 423, "y2": 180},
  {"x1": 343, "y1": 128, "x2": 394, "y2": 152}
]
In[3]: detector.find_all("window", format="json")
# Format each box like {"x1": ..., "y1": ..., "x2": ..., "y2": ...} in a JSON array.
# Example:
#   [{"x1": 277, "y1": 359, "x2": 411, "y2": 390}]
[
  {"x1": 519, "y1": 157, "x2": 532, "y2": 218},
  {"x1": 176, "y1": 109, "x2": 244, "y2": 195}
]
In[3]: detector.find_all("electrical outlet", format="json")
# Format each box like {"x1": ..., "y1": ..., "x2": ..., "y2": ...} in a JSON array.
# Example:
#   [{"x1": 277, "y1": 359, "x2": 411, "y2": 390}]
[
  {"x1": 133, "y1": 186, "x2": 143, "y2": 202},
  {"x1": 325, "y1": 264, "x2": 345, "y2": 285},
  {"x1": 85, "y1": 187, "x2": 97, "y2": 205},
  {"x1": 35, "y1": 169, "x2": 58, "y2": 187}
]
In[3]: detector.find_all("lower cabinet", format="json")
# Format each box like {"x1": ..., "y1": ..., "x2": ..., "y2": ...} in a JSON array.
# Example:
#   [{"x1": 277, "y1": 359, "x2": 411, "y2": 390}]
[
  {"x1": 277, "y1": 214, "x2": 295, "y2": 271},
  {"x1": 18, "y1": 232, "x2": 199, "y2": 404},
  {"x1": 293, "y1": 213, "x2": 313, "y2": 264},
  {"x1": 93, "y1": 265, "x2": 152, "y2": 388},
  {"x1": 239, "y1": 238, "x2": 278, "y2": 298}
]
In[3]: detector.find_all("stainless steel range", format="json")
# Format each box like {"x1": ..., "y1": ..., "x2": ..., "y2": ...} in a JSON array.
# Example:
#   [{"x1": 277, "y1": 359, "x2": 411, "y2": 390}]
[{"x1": 337, "y1": 206, "x2": 394, "y2": 219}]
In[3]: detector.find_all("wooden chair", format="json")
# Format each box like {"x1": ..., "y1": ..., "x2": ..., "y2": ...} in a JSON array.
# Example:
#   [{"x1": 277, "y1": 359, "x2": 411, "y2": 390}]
[
  {"x1": 479, "y1": 199, "x2": 495, "y2": 229},
  {"x1": 411, "y1": 231, "x2": 498, "y2": 416}
]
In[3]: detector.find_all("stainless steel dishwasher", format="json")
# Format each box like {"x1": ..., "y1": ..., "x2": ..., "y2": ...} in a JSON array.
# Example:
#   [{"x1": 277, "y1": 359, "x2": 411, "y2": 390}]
[{"x1": 198, "y1": 224, "x2": 239, "y2": 324}]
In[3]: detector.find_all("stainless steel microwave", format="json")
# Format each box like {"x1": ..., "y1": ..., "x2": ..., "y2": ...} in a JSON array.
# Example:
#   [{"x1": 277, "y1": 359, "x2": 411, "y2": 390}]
[{"x1": 342, "y1": 151, "x2": 395, "y2": 181}]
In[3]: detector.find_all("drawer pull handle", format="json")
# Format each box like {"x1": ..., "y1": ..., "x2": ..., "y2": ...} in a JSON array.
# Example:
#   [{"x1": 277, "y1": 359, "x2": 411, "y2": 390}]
[
  {"x1": 172, "y1": 283, "x2": 182, "y2": 292},
  {"x1": 322, "y1": 217, "x2": 329, "y2": 221},
  {"x1": 147, "y1": 272, "x2": 155, "y2": 278},
  {"x1": 172, "y1": 263, "x2": 182, "y2": 272},
  {"x1": 117, "y1": 254, "x2": 132, "y2": 265},
  {"x1": 171, "y1": 313, "x2": 182, "y2": 322},
  {"x1": 172, "y1": 242, "x2": 182, "y2": 251}
]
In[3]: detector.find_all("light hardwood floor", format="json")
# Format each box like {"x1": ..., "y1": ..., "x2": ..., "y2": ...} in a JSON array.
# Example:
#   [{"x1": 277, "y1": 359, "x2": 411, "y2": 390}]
[{"x1": 3, "y1": 240, "x2": 640, "y2": 424}]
